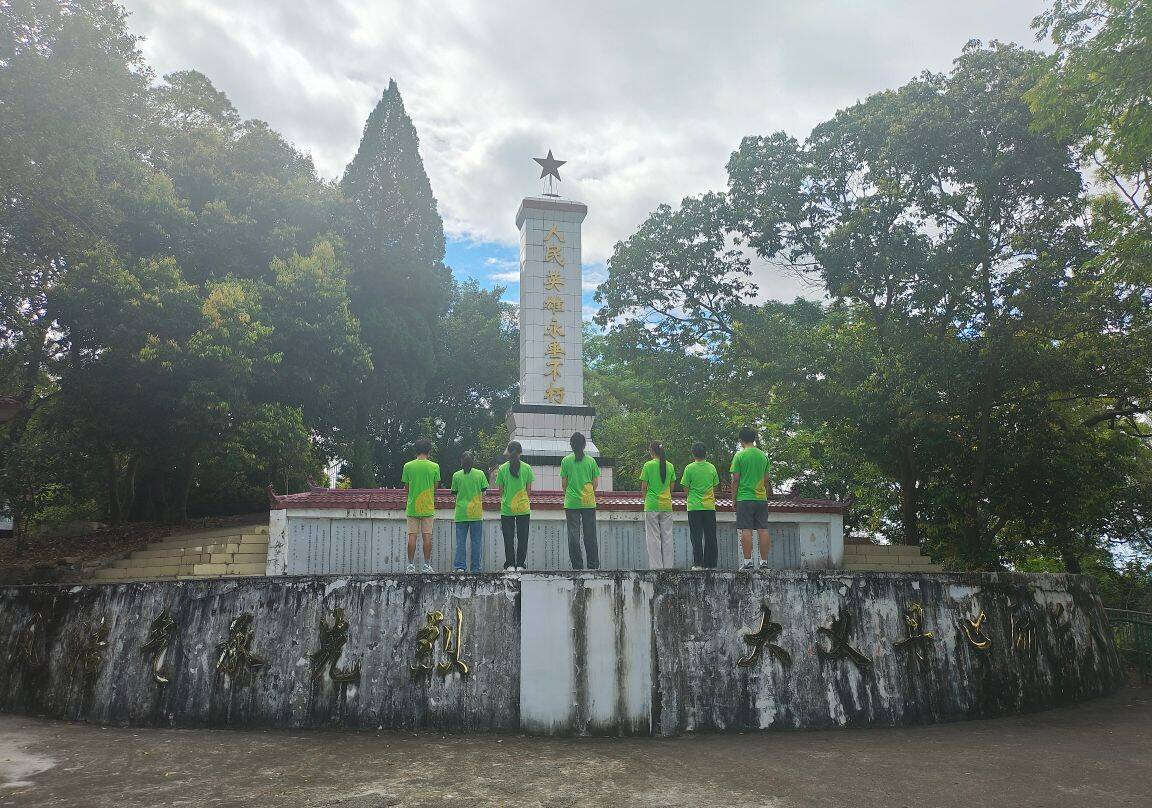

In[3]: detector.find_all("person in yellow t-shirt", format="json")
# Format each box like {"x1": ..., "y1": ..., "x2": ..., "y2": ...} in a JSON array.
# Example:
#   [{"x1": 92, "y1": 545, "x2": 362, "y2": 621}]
[
  {"x1": 639, "y1": 441, "x2": 676, "y2": 569},
  {"x1": 730, "y1": 426, "x2": 773, "y2": 571},
  {"x1": 401, "y1": 438, "x2": 440, "y2": 574},
  {"x1": 560, "y1": 432, "x2": 600, "y2": 570},
  {"x1": 493, "y1": 441, "x2": 534, "y2": 571},
  {"x1": 450, "y1": 451, "x2": 488, "y2": 573},
  {"x1": 680, "y1": 442, "x2": 720, "y2": 569}
]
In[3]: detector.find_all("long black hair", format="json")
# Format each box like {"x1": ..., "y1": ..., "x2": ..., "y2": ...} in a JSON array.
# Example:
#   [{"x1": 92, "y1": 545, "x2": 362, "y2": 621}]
[
  {"x1": 570, "y1": 432, "x2": 586, "y2": 461},
  {"x1": 507, "y1": 441, "x2": 522, "y2": 478},
  {"x1": 650, "y1": 441, "x2": 667, "y2": 483},
  {"x1": 460, "y1": 450, "x2": 474, "y2": 474}
]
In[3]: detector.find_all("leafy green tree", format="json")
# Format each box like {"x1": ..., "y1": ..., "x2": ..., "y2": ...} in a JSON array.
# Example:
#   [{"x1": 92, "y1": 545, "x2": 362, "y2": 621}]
[
  {"x1": 339, "y1": 79, "x2": 451, "y2": 485},
  {"x1": 600, "y1": 41, "x2": 1152, "y2": 569},
  {"x1": 0, "y1": 0, "x2": 159, "y2": 538},
  {"x1": 418, "y1": 280, "x2": 518, "y2": 481}
]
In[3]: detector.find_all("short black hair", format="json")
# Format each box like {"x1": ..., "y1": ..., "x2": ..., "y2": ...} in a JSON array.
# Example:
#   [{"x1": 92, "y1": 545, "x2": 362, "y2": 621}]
[
  {"x1": 738, "y1": 426, "x2": 757, "y2": 445},
  {"x1": 413, "y1": 438, "x2": 432, "y2": 456},
  {"x1": 691, "y1": 441, "x2": 707, "y2": 459}
]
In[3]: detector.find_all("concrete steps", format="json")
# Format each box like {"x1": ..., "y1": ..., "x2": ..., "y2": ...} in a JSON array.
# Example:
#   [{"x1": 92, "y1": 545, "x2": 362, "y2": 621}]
[
  {"x1": 88, "y1": 525, "x2": 269, "y2": 583},
  {"x1": 841, "y1": 542, "x2": 944, "y2": 573}
]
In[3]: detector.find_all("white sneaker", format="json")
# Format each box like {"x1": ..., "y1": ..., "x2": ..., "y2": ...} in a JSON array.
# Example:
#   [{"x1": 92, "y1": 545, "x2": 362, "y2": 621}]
[
  {"x1": 691, "y1": 565, "x2": 703, "y2": 571},
  {"x1": 421, "y1": 562, "x2": 434, "y2": 574},
  {"x1": 517, "y1": 566, "x2": 528, "y2": 571},
  {"x1": 406, "y1": 563, "x2": 416, "y2": 574},
  {"x1": 740, "y1": 560, "x2": 754, "y2": 571}
]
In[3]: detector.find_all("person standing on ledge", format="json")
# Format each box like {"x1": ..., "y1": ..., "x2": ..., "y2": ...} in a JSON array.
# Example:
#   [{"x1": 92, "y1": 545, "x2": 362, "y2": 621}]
[
  {"x1": 640, "y1": 442, "x2": 676, "y2": 569},
  {"x1": 561, "y1": 432, "x2": 600, "y2": 570},
  {"x1": 450, "y1": 451, "x2": 488, "y2": 573},
  {"x1": 402, "y1": 439, "x2": 440, "y2": 574},
  {"x1": 680, "y1": 442, "x2": 720, "y2": 569},
  {"x1": 494, "y1": 441, "x2": 534, "y2": 571},
  {"x1": 730, "y1": 426, "x2": 773, "y2": 571}
]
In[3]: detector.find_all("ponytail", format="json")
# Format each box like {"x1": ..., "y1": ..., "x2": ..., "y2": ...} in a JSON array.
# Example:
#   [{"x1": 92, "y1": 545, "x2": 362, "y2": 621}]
[
  {"x1": 570, "y1": 432, "x2": 586, "y2": 462},
  {"x1": 460, "y1": 451, "x2": 474, "y2": 474},
  {"x1": 507, "y1": 441, "x2": 522, "y2": 478},
  {"x1": 650, "y1": 441, "x2": 667, "y2": 483}
]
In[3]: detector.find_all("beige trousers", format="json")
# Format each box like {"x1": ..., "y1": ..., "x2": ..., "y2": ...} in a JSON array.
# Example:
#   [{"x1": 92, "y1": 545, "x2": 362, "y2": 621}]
[{"x1": 644, "y1": 511, "x2": 674, "y2": 569}]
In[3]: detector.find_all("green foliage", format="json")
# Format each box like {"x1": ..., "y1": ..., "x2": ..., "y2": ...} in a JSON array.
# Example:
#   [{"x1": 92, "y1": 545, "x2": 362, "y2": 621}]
[
  {"x1": 339, "y1": 79, "x2": 453, "y2": 485},
  {"x1": 0, "y1": 3, "x2": 513, "y2": 539},
  {"x1": 597, "y1": 36, "x2": 1152, "y2": 577}
]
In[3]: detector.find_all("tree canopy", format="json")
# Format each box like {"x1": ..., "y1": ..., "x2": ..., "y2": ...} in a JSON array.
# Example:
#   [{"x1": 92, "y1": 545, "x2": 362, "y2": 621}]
[
  {"x1": 595, "y1": 32, "x2": 1152, "y2": 574},
  {"x1": 0, "y1": 0, "x2": 515, "y2": 540}
]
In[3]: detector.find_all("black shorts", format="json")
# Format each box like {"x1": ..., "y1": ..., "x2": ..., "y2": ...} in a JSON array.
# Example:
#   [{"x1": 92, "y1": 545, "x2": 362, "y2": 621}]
[{"x1": 735, "y1": 499, "x2": 770, "y2": 530}]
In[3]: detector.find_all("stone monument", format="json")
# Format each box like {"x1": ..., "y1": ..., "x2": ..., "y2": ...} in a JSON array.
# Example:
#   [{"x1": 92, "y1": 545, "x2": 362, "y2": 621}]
[{"x1": 506, "y1": 151, "x2": 612, "y2": 490}]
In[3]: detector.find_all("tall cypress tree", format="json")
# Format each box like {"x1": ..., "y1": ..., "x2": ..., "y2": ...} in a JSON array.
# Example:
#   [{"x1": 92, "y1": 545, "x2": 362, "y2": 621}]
[{"x1": 340, "y1": 79, "x2": 450, "y2": 485}]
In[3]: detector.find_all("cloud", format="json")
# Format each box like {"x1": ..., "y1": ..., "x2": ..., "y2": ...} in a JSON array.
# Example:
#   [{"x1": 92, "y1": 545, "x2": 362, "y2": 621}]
[
  {"x1": 488, "y1": 270, "x2": 522, "y2": 283},
  {"x1": 123, "y1": 0, "x2": 1045, "y2": 292}
]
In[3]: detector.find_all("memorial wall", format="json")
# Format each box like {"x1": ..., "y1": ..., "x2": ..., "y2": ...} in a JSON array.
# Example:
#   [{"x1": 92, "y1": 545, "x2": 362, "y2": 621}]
[{"x1": 0, "y1": 570, "x2": 1122, "y2": 736}]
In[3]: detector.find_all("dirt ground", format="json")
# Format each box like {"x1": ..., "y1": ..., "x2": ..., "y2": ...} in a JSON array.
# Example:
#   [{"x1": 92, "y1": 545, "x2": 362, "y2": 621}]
[{"x1": 0, "y1": 689, "x2": 1148, "y2": 808}]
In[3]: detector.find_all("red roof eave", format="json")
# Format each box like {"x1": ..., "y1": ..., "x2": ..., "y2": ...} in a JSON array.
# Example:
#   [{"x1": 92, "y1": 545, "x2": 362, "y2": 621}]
[{"x1": 266, "y1": 486, "x2": 849, "y2": 515}]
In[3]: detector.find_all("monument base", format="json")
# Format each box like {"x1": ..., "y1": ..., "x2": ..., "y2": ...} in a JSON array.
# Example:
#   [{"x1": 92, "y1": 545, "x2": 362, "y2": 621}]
[
  {"x1": 0, "y1": 571, "x2": 1123, "y2": 736},
  {"x1": 505, "y1": 402, "x2": 613, "y2": 489}
]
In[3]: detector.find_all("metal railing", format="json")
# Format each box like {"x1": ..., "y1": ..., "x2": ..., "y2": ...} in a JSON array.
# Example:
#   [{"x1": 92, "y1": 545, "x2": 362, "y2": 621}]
[{"x1": 1106, "y1": 608, "x2": 1152, "y2": 684}]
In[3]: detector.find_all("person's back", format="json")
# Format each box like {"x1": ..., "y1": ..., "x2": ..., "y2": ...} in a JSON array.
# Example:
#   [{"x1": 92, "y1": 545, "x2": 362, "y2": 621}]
[
  {"x1": 401, "y1": 439, "x2": 440, "y2": 573},
  {"x1": 640, "y1": 457, "x2": 675, "y2": 512},
  {"x1": 681, "y1": 444, "x2": 720, "y2": 569},
  {"x1": 731, "y1": 445, "x2": 769, "y2": 501},
  {"x1": 640, "y1": 442, "x2": 675, "y2": 569},
  {"x1": 681, "y1": 458, "x2": 719, "y2": 511},
  {"x1": 561, "y1": 453, "x2": 599, "y2": 509},
  {"x1": 450, "y1": 452, "x2": 487, "y2": 573},
  {"x1": 730, "y1": 427, "x2": 773, "y2": 571},
  {"x1": 560, "y1": 432, "x2": 600, "y2": 570}
]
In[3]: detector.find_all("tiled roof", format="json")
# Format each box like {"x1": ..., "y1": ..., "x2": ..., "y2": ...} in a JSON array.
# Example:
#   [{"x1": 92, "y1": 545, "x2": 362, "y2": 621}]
[{"x1": 267, "y1": 483, "x2": 849, "y2": 514}]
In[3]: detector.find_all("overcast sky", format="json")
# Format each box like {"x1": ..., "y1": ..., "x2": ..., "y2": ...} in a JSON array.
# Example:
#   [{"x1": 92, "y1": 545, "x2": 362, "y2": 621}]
[{"x1": 122, "y1": 0, "x2": 1047, "y2": 305}]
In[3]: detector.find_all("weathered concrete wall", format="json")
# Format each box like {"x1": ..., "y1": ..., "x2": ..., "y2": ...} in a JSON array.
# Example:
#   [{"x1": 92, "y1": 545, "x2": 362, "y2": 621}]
[
  {"x1": 0, "y1": 571, "x2": 1121, "y2": 736},
  {"x1": 268, "y1": 508, "x2": 841, "y2": 575},
  {"x1": 0, "y1": 576, "x2": 520, "y2": 731},
  {"x1": 651, "y1": 572, "x2": 1123, "y2": 735}
]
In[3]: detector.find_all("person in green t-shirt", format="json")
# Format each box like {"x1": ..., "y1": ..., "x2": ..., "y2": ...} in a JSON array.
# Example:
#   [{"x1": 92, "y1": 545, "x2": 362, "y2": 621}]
[
  {"x1": 450, "y1": 451, "x2": 488, "y2": 573},
  {"x1": 730, "y1": 426, "x2": 773, "y2": 571},
  {"x1": 680, "y1": 442, "x2": 720, "y2": 569},
  {"x1": 493, "y1": 441, "x2": 534, "y2": 571},
  {"x1": 560, "y1": 432, "x2": 600, "y2": 570},
  {"x1": 639, "y1": 441, "x2": 676, "y2": 569},
  {"x1": 401, "y1": 438, "x2": 441, "y2": 574}
]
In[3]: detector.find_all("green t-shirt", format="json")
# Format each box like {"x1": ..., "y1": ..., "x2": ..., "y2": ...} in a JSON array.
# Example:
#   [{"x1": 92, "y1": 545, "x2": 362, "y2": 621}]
[
  {"x1": 401, "y1": 457, "x2": 441, "y2": 517},
  {"x1": 496, "y1": 461, "x2": 534, "y2": 516},
  {"x1": 680, "y1": 460, "x2": 720, "y2": 511},
  {"x1": 730, "y1": 446, "x2": 770, "y2": 501},
  {"x1": 450, "y1": 467, "x2": 488, "y2": 522},
  {"x1": 640, "y1": 459, "x2": 675, "y2": 512},
  {"x1": 560, "y1": 453, "x2": 600, "y2": 509}
]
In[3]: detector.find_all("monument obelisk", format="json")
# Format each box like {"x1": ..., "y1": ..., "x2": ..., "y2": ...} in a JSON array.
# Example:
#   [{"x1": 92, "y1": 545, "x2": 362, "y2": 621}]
[{"x1": 506, "y1": 152, "x2": 611, "y2": 490}]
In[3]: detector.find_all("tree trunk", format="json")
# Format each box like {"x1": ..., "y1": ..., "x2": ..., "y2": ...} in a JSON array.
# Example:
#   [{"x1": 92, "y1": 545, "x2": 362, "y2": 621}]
[
  {"x1": 347, "y1": 399, "x2": 376, "y2": 487},
  {"x1": 168, "y1": 455, "x2": 195, "y2": 524},
  {"x1": 1061, "y1": 549, "x2": 1083, "y2": 575},
  {"x1": 897, "y1": 440, "x2": 921, "y2": 546},
  {"x1": 104, "y1": 449, "x2": 122, "y2": 524}
]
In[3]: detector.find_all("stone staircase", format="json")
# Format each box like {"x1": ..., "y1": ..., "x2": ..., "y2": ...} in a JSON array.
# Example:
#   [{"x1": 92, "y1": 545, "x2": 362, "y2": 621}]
[
  {"x1": 89, "y1": 524, "x2": 269, "y2": 583},
  {"x1": 841, "y1": 540, "x2": 944, "y2": 573}
]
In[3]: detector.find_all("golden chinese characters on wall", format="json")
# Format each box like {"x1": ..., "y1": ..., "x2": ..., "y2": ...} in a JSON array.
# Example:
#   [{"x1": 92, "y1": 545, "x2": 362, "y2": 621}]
[{"x1": 542, "y1": 222, "x2": 566, "y2": 404}]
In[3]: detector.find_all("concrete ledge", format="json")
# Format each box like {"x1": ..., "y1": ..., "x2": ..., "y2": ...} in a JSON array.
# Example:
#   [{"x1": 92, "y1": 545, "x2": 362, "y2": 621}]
[{"x1": 0, "y1": 571, "x2": 1123, "y2": 736}]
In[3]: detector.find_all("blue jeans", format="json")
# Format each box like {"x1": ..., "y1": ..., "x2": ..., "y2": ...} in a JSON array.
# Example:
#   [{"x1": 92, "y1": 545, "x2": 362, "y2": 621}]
[{"x1": 454, "y1": 521, "x2": 483, "y2": 572}]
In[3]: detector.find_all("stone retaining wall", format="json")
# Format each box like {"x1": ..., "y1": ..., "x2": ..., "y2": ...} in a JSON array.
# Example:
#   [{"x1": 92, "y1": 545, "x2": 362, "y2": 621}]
[{"x1": 0, "y1": 571, "x2": 1123, "y2": 736}]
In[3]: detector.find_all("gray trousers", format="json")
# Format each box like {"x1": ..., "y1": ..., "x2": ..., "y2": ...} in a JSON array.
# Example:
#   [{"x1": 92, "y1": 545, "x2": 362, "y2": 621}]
[
  {"x1": 644, "y1": 511, "x2": 674, "y2": 569},
  {"x1": 565, "y1": 508, "x2": 599, "y2": 569}
]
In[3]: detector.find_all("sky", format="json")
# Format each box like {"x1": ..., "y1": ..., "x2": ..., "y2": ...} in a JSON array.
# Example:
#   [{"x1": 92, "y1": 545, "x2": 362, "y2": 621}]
[{"x1": 122, "y1": 0, "x2": 1048, "y2": 313}]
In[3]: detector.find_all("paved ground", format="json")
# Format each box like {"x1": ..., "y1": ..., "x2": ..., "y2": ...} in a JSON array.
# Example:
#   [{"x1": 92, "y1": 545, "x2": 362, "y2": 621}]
[{"x1": 0, "y1": 689, "x2": 1148, "y2": 808}]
